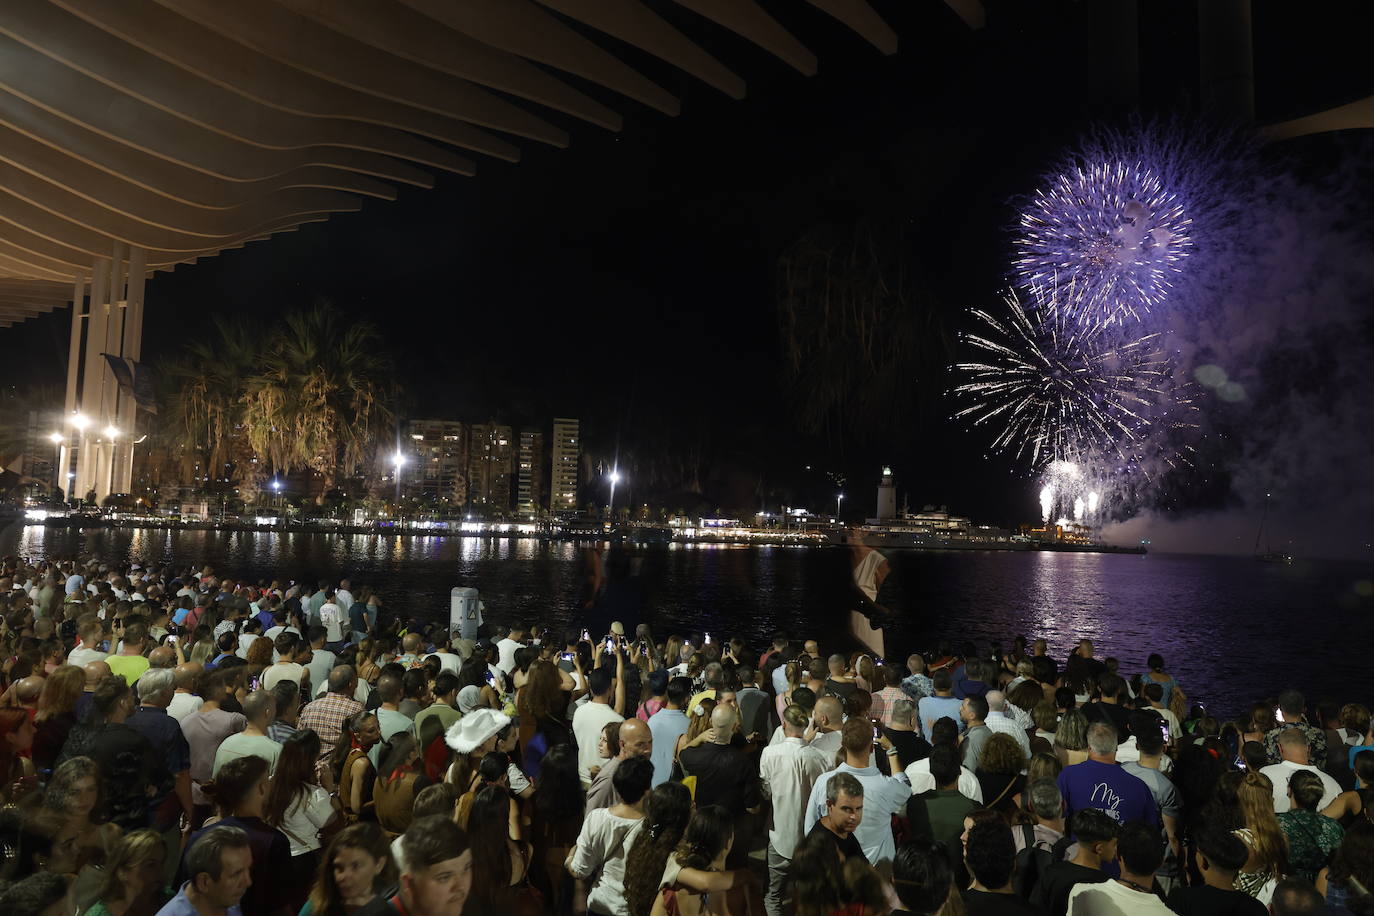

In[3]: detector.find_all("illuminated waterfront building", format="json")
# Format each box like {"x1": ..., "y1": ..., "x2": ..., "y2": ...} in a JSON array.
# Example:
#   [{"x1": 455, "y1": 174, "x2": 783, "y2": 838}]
[
  {"x1": 405, "y1": 420, "x2": 468, "y2": 506},
  {"x1": 469, "y1": 422, "x2": 515, "y2": 512},
  {"x1": 517, "y1": 429, "x2": 544, "y2": 515},
  {"x1": 550, "y1": 418, "x2": 581, "y2": 511}
]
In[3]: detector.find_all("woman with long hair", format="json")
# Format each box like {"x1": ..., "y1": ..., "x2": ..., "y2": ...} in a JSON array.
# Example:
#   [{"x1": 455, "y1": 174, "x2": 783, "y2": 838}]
[
  {"x1": 775, "y1": 660, "x2": 802, "y2": 724},
  {"x1": 975, "y1": 733, "x2": 1027, "y2": 822},
  {"x1": 664, "y1": 636, "x2": 685, "y2": 674},
  {"x1": 674, "y1": 697, "x2": 717, "y2": 779},
  {"x1": 852, "y1": 654, "x2": 876, "y2": 694},
  {"x1": 303, "y1": 822, "x2": 397, "y2": 916},
  {"x1": 373, "y1": 732, "x2": 428, "y2": 837},
  {"x1": 783, "y1": 820, "x2": 849, "y2": 916},
  {"x1": 0, "y1": 705, "x2": 36, "y2": 801},
  {"x1": 457, "y1": 656, "x2": 501, "y2": 710},
  {"x1": 625, "y1": 782, "x2": 694, "y2": 916},
  {"x1": 1234, "y1": 770, "x2": 1288, "y2": 904},
  {"x1": 264, "y1": 729, "x2": 340, "y2": 910},
  {"x1": 196, "y1": 754, "x2": 293, "y2": 916},
  {"x1": 517, "y1": 659, "x2": 575, "y2": 780},
  {"x1": 82, "y1": 828, "x2": 165, "y2": 916},
  {"x1": 1317, "y1": 820, "x2": 1374, "y2": 909},
  {"x1": 1243, "y1": 703, "x2": 1278, "y2": 746},
  {"x1": 32, "y1": 664, "x2": 83, "y2": 777},
  {"x1": 187, "y1": 625, "x2": 215, "y2": 666},
  {"x1": 1279, "y1": 770, "x2": 1344, "y2": 883},
  {"x1": 651, "y1": 805, "x2": 755, "y2": 916},
  {"x1": 1053, "y1": 709, "x2": 1090, "y2": 767},
  {"x1": 245, "y1": 636, "x2": 274, "y2": 679},
  {"x1": 510, "y1": 646, "x2": 540, "y2": 693},
  {"x1": 530, "y1": 743, "x2": 584, "y2": 913},
  {"x1": 331, "y1": 712, "x2": 380, "y2": 824},
  {"x1": 466, "y1": 784, "x2": 541, "y2": 915},
  {"x1": 40, "y1": 756, "x2": 123, "y2": 872}
]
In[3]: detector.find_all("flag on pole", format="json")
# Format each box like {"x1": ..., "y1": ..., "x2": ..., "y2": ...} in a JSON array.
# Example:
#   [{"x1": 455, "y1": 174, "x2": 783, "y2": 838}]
[{"x1": 102, "y1": 354, "x2": 158, "y2": 414}]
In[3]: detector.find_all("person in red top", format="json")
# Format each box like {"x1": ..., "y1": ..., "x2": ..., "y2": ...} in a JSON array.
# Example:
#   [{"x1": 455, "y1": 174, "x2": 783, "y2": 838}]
[{"x1": 759, "y1": 634, "x2": 790, "y2": 672}]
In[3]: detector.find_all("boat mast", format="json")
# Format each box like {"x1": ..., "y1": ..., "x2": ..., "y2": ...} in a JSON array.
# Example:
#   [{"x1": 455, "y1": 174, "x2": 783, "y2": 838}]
[{"x1": 1253, "y1": 492, "x2": 1269, "y2": 554}]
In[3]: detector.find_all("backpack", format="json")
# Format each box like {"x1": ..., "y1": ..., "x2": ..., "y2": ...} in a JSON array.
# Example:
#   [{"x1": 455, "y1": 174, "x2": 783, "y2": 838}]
[{"x1": 1013, "y1": 823, "x2": 1074, "y2": 899}]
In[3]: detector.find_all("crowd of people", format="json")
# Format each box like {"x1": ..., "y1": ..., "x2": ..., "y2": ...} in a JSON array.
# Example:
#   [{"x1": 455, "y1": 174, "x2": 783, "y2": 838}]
[{"x1": 0, "y1": 555, "x2": 1370, "y2": 916}]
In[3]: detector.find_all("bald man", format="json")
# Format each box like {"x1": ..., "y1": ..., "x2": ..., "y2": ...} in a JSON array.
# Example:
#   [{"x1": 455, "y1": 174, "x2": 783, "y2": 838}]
[
  {"x1": 76, "y1": 659, "x2": 112, "y2": 722},
  {"x1": 585, "y1": 718, "x2": 653, "y2": 814},
  {"x1": 14, "y1": 677, "x2": 44, "y2": 711},
  {"x1": 680, "y1": 705, "x2": 762, "y2": 819},
  {"x1": 147, "y1": 645, "x2": 177, "y2": 670},
  {"x1": 809, "y1": 696, "x2": 846, "y2": 763},
  {"x1": 168, "y1": 663, "x2": 204, "y2": 721}
]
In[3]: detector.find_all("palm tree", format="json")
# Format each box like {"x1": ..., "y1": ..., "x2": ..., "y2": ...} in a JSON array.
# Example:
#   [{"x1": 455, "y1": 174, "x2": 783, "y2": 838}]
[
  {"x1": 241, "y1": 301, "x2": 395, "y2": 499},
  {"x1": 158, "y1": 316, "x2": 259, "y2": 487}
]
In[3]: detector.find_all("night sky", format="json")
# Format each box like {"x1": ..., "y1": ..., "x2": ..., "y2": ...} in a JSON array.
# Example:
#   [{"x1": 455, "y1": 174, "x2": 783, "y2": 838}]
[{"x1": 3, "y1": 2, "x2": 1373, "y2": 551}]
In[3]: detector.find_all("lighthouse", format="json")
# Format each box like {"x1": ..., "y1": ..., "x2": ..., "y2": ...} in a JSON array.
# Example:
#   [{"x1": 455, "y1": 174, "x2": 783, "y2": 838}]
[{"x1": 876, "y1": 467, "x2": 897, "y2": 521}]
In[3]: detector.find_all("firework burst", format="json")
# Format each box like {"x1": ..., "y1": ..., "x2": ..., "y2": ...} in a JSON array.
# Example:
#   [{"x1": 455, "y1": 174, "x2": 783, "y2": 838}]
[
  {"x1": 1013, "y1": 160, "x2": 1192, "y2": 328},
  {"x1": 953, "y1": 288, "x2": 1185, "y2": 468}
]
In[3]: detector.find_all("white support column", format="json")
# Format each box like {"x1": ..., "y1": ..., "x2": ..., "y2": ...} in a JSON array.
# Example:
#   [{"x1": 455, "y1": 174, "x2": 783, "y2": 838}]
[
  {"x1": 105, "y1": 241, "x2": 126, "y2": 497},
  {"x1": 77, "y1": 257, "x2": 110, "y2": 501},
  {"x1": 114, "y1": 246, "x2": 146, "y2": 493},
  {"x1": 60, "y1": 274, "x2": 86, "y2": 501}
]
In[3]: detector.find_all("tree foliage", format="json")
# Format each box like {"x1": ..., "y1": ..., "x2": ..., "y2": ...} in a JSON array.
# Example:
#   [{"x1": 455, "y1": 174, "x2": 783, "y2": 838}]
[
  {"x1": 775, "y1": 221, "x2": 952, "y2": 444},
  {"x1": 158, "y1": 301, "x2": 397, "y2": 498}
]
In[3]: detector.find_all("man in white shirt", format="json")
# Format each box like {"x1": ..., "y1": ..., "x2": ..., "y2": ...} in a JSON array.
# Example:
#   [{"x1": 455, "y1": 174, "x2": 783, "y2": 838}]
[
  {"x1": 906, "y1": 717, "x2": 984, "y2": 802},
  {"x1": 65, "y1": 570, "x2": 85, "y2": 596},
  {"x1": 571, "y1": 666, "x2": 624, "y2": 786},
  {"x1": 566, "y1": 756, "x2": 653, "y2": 916},
  {"x1": 334, "y1": 579, "x2": 354, "y2": 615},
  {"x1": 67, "y1": 618, "x2": 108, "y2": 667},
  {"x1": 1067, "y1": 821, "x2": 1174, "y2": 916},
  {"x1": 984, "y1": 690, "x2": 1032, "y2": 761},
  {"x1": 1261, "y1": 727, "x2": 1341, "y2": 813},
  {"x1": 495, "y1": 623, "x2": 527, "y2": 676},
  {"x1": 805, "y1": 719, "x2": 912, "y2": 871},
  {"x1": 167, "y1": 663, "x2": 204, "y2": 721},
  {"x1": 760, "y1": 704, "x2": 830, "y2": 916},
  {"x1": 318, "y1": 591, "x2": 344, "y2": 650},
  {"x1": 262, "y1": 633, "x2": 308, "y2": 692}
]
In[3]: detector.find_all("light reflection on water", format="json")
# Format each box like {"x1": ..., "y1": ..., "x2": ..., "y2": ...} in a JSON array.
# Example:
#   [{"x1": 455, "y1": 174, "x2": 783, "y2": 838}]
[{"x1": 4, "y1": 524, "x2": 1371, "y2": 717}]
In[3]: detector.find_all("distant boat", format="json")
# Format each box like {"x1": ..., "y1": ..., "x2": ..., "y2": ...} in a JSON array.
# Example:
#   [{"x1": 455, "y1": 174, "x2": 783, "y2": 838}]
[{"x1": 1253, "y1": 493, "x2": 1293, "y2": 563}]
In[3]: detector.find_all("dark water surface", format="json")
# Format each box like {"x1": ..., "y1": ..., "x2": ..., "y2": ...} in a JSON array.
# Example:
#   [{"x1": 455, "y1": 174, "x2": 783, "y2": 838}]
[{"x1": 5, "y1": 524, "x2": 1371, "y2": 719}]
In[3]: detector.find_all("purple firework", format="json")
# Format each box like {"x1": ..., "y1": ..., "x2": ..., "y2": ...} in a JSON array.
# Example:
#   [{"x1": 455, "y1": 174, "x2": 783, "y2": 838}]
[{"x1": 1013, "y1": 160, "x2": 1193, "y2": 328}]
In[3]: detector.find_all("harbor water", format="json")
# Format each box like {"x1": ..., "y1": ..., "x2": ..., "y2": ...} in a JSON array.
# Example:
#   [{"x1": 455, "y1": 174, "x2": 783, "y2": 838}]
[{"x1": 4, "y1": 523, "x2": 1371, "y2": 719}]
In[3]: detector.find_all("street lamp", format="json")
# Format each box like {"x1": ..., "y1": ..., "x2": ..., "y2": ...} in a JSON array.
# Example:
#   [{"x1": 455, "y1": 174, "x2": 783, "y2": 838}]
[
  {"x1": 836, "y1": 492, "x2": 844, "y2": 519},
  {"x1": 393, "y1": 451, "x2": 407, "y2": 513},
  {"x1": 104, "y1": 425, "x2": 119, "y2": 440},
  {"x1": 608, "y1": 469, "x2": 622, "y2": 518},
  {"x1": 71, "y1": 413, "x2": 90, "y2": 431}
]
